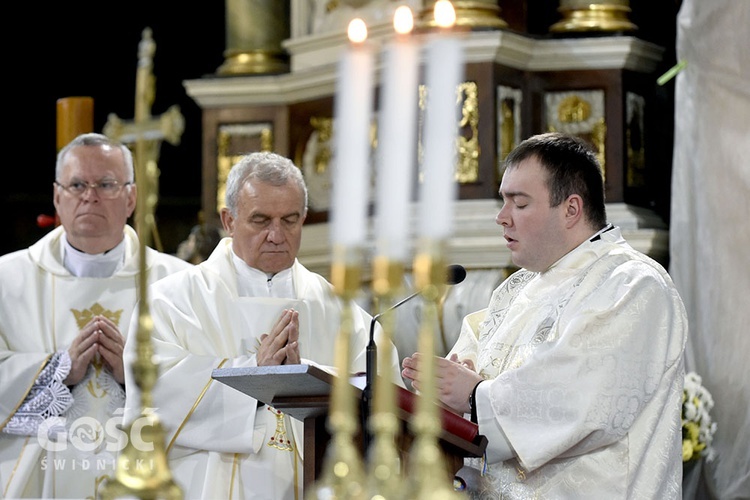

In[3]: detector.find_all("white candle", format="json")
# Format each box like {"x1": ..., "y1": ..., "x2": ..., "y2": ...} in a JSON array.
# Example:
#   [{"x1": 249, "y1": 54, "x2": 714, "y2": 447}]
[
  {"x1": 419, "y1": 1, "x2": 464, "y2": 240},
  {"x1": 375, "y1": 6, "x2": 419, "y2": 261},
  {"x1": 331, "y1": 18, "x2": 375, "y2": 248}
]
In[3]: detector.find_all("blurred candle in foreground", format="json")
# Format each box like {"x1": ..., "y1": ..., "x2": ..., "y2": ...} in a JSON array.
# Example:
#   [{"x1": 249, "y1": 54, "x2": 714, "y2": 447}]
[
  {"x1": 331, "y1": 18, "x2": 375, "y2": 248},
  {"x1": 419, "y1": 0, "x2": 463, "y2": 240},
  {"x1": 375, "y1": 6, "x2": 419, "y2": 261}
]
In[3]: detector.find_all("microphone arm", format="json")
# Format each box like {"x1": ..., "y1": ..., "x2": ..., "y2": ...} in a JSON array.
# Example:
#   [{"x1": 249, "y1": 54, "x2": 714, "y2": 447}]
[
  {"x1": 361, "y1": 264, "x2": 466, "y2": 455},
  {"x1": 364, "y1": 290, "x2": 419, "y2": 408},
  {"x1": 362, "y1": 290, "x2": 421, "y2": 455}
]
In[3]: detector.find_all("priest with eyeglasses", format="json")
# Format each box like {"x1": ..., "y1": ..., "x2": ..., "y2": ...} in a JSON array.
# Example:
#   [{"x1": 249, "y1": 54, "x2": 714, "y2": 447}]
[{"x1": 0, "y1": 133, "x2": 191, "y2": 499}]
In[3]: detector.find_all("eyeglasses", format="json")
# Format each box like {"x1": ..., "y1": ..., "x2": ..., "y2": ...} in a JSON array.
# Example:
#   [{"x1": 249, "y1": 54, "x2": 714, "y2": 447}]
[{"x1": 55, "y1": 179, "x2": 133, "y2": 199}]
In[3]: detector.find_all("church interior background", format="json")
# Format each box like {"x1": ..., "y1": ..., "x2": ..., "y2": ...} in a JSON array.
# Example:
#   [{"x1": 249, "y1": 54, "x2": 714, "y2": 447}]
[
  {"x1": 3, "y1": 1, "x2": 748, "y2": 499},
  {"x1": 5, "y1": 0, "x2": 682, "y2": 366}
]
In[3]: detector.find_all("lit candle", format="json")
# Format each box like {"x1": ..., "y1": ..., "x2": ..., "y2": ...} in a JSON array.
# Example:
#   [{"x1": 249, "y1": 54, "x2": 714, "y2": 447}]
[
  {"x1": 331, "y1": 18, "x2": 375, "y2": 248},
  {"x1": 375, "y1": 6, "x2": 419, "y2": 261},
  {"x1": 419, "y1": 0, "x2": 464, "y2": 240}
]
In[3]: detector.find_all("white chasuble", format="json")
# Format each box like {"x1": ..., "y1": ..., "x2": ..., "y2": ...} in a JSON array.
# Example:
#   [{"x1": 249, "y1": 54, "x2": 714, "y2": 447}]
[
  {"x1": 123, "y1": 238, "x2": 402, "y2": 500},
  {"x1": 448, "y1": 227, "x2": 688, "y2": 499},
  {"x1": 0, "y1": 225, "x2": 191, "y2": 499}
]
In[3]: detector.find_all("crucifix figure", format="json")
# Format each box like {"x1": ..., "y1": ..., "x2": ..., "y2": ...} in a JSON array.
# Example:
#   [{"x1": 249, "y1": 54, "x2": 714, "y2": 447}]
[{"x1": 100, "y1": 27, "x2": 184, "y2": 500}]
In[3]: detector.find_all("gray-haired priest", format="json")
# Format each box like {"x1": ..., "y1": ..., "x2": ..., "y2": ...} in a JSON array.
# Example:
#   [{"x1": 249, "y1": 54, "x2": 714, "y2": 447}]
[{"x1": 122, "y1": 151, "x2": 403, "y2": 499}]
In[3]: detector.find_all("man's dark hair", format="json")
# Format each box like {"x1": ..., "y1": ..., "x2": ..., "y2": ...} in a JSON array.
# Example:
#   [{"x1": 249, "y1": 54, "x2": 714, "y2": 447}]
[{"x1": 503, "y1": 132, "x2": 607, "y2": 229}]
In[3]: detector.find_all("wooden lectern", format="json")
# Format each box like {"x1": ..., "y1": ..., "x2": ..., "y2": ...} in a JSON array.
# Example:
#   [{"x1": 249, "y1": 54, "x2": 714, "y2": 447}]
[{"x1": 212, "y1": 364, "x2": 487, "y2": 493}]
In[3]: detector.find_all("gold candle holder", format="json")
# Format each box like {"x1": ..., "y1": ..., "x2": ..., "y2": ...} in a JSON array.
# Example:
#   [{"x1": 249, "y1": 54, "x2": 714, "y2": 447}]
[
  {"x1": 407, "y1": 242, "x2": 459, "y2": 499},
  {"x1": 309, "y1": 246, "x2": 366, "y2": 499},
  {"x1": 365, "y1": 257, "x2": 405, "y2": 498}
]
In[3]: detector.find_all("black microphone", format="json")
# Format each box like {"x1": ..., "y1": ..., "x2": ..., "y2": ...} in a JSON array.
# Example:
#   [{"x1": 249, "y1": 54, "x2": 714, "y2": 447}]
[
  {"x1": 361, "y1": 264, "x2": 467, "y2": 455},
  {"x1": 367, "y1": 264, "x2": 466, "y2": 347}
]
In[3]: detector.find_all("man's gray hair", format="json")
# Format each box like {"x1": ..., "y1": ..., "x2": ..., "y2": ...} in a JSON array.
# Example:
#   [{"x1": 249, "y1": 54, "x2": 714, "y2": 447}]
[
  {"x1": 224, "y1": 151, "x2": 308, "y2": 216},
  {"x1": 56, "y1": 133, "x2": 135, "y2": 182}
]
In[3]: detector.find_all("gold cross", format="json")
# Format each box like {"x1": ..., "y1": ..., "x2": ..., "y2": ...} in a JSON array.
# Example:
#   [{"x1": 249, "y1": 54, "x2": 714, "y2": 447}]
[
  {"x1": 102, "y1": 27, "x2": 184, "y2": 252},
  {"x1": 103, "y1": 27, "x2": 184, "y2": 160},
  {"x1": 100, "y1": 27, "x2": 183, "y2": 500}
]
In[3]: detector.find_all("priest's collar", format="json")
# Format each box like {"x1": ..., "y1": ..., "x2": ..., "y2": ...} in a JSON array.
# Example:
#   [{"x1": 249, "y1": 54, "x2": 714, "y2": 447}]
[
  {"x1": 62, "y1": 233, "x2": 126, "y2": 278},
  {"x1": 231, "y1": 250, "x2": 294, "y2": 299},
  {"x1": 589, "y1": 223, "x2": 615, "y2": 242}
]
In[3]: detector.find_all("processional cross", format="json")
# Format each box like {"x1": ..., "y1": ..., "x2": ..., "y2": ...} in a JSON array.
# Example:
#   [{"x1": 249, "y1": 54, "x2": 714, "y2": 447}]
[
  {"x1": 100, "y1": 27, "x2": 183, "y2": 500},
  {"x1": 103, "y1": 27, "x2": 185, "y2": 252}
]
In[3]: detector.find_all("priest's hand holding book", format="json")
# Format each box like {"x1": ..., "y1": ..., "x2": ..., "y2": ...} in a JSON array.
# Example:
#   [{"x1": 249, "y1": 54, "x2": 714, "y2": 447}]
[{"x1": 401, "y1": 352, "x2": 482, "y2": 416}]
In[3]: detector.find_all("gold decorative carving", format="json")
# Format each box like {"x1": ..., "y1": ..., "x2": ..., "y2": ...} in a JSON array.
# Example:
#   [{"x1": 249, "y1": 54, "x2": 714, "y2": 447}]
[
  {"x1": 457, "y1": 82, "x2": 480, "y2": 183},
  {"x1": 298, "y1": 116, "x2": 334, "y2": 211},
  {"x1": 216, "y1": 123, "x2": 274, "y2": 213},
  {"x1": 592, "y1": 118, "x2": 607, "y2": 178},
  {"x1": 558, "y1": 95, "x2": 591, "y2": 123},
  {"x1": 419, "y1": 81, "x2": 479, "y2": 185},
  {"x1": 626, "y1": 92, "x2": 646, "y2": 188},
  {"x1": 497, "y1": 85, "x2": 523, "y2": 165},
  {"x1": 310, "y1": 117, "x2": 333, "y2": 174},
  {"x1": 546, "y1": 90, "x2": 607, "y2": 178}
]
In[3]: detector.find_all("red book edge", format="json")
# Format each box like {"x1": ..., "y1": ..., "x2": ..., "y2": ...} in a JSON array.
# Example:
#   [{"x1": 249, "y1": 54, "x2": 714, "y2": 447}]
[{"x1": 395, "y1": 384, "x2": 479, "y2": 443}]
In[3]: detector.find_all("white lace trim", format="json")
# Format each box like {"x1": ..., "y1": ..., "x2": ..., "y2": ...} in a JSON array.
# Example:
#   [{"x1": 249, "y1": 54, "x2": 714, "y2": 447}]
[{"x1": 2, "y1": 351, "x2": 74, "y2": 436}]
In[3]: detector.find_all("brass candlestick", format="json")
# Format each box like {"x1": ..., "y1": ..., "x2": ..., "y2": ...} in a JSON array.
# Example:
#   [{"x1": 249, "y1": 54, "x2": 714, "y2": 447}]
[
  {"x1": 365, "y1": 257, "x2": 405, "y2": 498},
  {"x1": 309, "y1": 246, "x2": 366, "y2": 499},
  {"x1": 407, "y1": 243, "x2": 459, "y2": 499}
]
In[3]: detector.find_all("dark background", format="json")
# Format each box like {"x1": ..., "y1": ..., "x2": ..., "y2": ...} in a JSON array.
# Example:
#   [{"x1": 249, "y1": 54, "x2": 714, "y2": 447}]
[
  {"x1": 2, "y1": 1, "x2": 679, "y2": 256},
  {"x1": 3, "y1": 2, "x2": 227, "y2": 255}
]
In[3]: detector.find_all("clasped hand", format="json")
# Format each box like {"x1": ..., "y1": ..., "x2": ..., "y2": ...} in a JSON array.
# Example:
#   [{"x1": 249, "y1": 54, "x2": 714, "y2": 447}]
[
  {"x1": 257, "y1": 308, "x2": 301, "y2": 366},
  {"x1": 65, "y1": 315, "x2": 125, "y2": 386}
]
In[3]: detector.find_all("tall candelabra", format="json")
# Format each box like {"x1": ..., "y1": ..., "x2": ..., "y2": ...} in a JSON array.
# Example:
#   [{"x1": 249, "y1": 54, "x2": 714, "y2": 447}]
[
  {"x1": 365, "y1": 257, "x2": 405, "y2": 498},
  {"x1": 407, "y1": 243, "x2": 460, "y2": 500},
  {"x1": 309, "y1": 247, "x2": 367, "y2": 500}
]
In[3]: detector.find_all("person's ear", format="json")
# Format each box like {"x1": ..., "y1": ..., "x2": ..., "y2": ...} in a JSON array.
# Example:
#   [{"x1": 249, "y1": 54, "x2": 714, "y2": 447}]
[
  {"x1": 125, "y1": 183, "x2": 137, "y2": 218},
  {"x1": 565, "y1": 194, "x2": 583, "y2": 228},
  {"x1": 53, "y1": 184, "x2": 62, "y2": 213},
  {"x1": 220, "y1": 208, "x2": 235, "y2": 236}
]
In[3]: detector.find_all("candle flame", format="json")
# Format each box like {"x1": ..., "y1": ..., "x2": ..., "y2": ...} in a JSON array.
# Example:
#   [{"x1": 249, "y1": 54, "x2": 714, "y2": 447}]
[
  {"x1": 433, "y1": 0, "x2": 456, "y2": 29},
  {"x1": 348, "y1": 18, "x2": 368, "y2": 44},
  {"x1": 393, "y1": 6, "x2": 414, "y2": 35}
]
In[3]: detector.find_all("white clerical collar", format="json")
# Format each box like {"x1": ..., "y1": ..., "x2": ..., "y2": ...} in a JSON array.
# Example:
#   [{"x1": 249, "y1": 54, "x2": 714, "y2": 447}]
[
  {"x1": 231, "y1": 250, "x2": 295, "y2": 299},
  {"x1": 62, "y1": 234, "x2": 126, "y2": 278},
  {"x1": 589, "y1": 223, "x2": 615, "y2": 242}
]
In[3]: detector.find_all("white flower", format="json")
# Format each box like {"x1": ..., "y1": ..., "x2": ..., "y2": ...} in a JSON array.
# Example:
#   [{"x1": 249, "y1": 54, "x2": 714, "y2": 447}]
[{"x1": 682, "y1": 371, "x2": 717, "y2": 463}]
